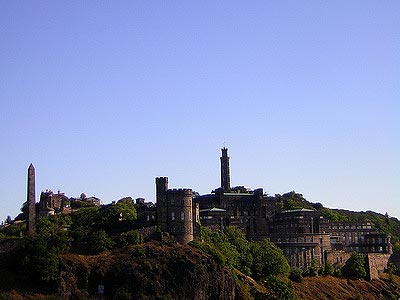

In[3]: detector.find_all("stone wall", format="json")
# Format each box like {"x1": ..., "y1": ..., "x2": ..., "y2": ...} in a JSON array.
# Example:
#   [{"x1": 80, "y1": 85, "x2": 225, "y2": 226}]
[
  {"x1": 325, "y1": 250, "x2": 352, "y2": 269},
  {"x1": 326, "y1": 250, "x2": 391, "y2": 280},
  {"x1": 367, "y1": 253, "x2": 391, "y2": 280},
  {"x1": 137, "y1": 226, "x2": 161, "y2": 242}
]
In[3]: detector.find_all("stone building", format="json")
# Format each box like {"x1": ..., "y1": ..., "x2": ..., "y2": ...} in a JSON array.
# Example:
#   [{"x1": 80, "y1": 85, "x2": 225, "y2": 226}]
[
  {"x1": 38, "y1": 190, "x2": 101, "y2": 216},
  {"x1": 192, "y1": 148, "x2": 392, "y2": 270},
  {"x1": 268, "y1": 209, "x2": 331, "y2": 268},
  {"x1": 155, "y1": 177, "x2": 199, "y2": 244},
  {"x1": 39, "y1": 190, "x2": 71, "y2": 216},
  {"x1": 321, "y1": 221, "x2": 377, "y2": 250}
]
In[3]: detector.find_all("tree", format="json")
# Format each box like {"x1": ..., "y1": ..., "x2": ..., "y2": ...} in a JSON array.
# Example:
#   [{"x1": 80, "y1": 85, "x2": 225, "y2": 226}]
[
  {"x1": 119, "y1": 230, "x2": 140, "y2": 247},
  {"x1": 309, "y1": 258, "x2": 319, "y2": 277},
  {"x1": 71, "y1": 206, "x2": 100, "y2": 229},
  {"x1": 224, "y1": 226, "x2": 253, "y2": 275},
  {"x1": 197, "y1": 226, "x2": 290, "y2": 278},
  {"x1": 324, "y1": 261, "x2": 335, "y2": 276},
  {"x1": 116, "y1": 199, "x2": 137, "y2": 221},
  {"x1": 388, "y1": 263, "x2": 397, "y2": 282},
  {"x1": 312, "y1": 203, "x2": 323, "y2": 210},
  {"x1": 343, "y1": 252, "x2": 367, "y2": 280},
  {"x1": 251, "y1": 239, "x2": 290, "y2": 279},
  {"x1": 36, "y1": 216, "x2": 58, "y2": 237},
  {"x1": 289, "y1": 268, "x2": 303, "y2": 283},
  {"x1": 96, "y1": 201, "x2": 137, "y2": 232},
  {"x1": 207, "y1": 229, "x2": 240, "y2": 268},
  {"x1": 88, "y1": 230, "x2": 115, "y2": 254},
  {"x1": 264, "y1": 276, "x2": 294, "y2": 300}
]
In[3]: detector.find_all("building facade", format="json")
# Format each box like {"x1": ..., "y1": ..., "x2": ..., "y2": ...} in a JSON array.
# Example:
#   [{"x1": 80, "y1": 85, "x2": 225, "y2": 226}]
[
  {"x1": 155, "y1": 177, "x2": 199, "y2": 244},
  {"x1": 192, "y1": 148, "x2": 392, "y2": 269}
]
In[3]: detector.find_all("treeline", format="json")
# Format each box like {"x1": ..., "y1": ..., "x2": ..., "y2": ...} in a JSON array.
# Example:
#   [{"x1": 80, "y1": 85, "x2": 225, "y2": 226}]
[
  {"x1": 1, "y1": 199, "x2": 141, "y2": 292},
  {"x1": 190, "y1": 226, "x2": 295, "y2": 300}
]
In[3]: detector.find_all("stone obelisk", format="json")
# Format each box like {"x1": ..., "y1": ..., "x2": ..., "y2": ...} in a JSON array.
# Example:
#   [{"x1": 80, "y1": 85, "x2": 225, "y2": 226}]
[{"x1": 27, "y1": 163, "x2": 36, "y2": 235}]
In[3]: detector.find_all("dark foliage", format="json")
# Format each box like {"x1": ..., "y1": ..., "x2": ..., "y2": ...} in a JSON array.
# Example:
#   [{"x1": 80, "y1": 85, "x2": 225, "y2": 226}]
[{"x1": 342, "y1": 252, "x2": 367, "y2": 280}]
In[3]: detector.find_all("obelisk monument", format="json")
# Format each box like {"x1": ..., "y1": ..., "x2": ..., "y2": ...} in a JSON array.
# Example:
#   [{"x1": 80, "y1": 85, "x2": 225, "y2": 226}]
[{"x1": 27, "y1": 163, "x2": 36, "y2": 235}]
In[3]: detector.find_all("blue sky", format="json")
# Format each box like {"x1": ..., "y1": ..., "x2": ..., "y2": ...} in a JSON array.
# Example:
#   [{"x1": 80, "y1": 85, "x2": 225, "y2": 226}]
[{"x1": 1, "y1": 1, "x2": 399, "y2": 223}]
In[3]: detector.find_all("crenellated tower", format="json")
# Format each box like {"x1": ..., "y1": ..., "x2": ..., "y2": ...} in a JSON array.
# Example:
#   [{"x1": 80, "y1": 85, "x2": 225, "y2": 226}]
[
  {"x1": 220, "y1": 147, "x2": 231, "y2": 192},
  {"x1": 156, "y1": 177, "x2": 169, "y2": 230},
  {"x1": 155, "y1": 177, "x2": 194, "y2": 243}
]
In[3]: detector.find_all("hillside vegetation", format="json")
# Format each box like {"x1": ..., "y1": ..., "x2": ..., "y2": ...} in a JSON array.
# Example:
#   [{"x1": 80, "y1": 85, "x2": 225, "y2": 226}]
[{"x1": 2, "y1": 193, "x2": 400, "y2": 299}]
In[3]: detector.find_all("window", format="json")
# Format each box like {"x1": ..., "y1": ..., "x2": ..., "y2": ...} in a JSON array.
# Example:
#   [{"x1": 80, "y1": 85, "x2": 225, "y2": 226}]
[
  {"x1": 171, "y1": 212, "x2": 175, "y2": 220},
  {"x1": 181, "y1": 212, "x2": 185, "y2": 220}
]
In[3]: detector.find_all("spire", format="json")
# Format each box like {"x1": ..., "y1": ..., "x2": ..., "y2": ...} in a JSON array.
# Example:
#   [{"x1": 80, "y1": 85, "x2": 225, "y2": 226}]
[
  {"x1": 220, "y1": 147, "x2": 231, "y2": 192},
  {"x1": 27, "y1": 163, "x2": 36, "y2": 235}
]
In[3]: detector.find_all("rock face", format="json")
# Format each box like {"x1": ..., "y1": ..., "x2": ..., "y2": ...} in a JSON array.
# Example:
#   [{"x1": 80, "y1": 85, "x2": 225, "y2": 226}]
[{"x1": 58, "y1": 242, "x2": 238, "y2": 300}]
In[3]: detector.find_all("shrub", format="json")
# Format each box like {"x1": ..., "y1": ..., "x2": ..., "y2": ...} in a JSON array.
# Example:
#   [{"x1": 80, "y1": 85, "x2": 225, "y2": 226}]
[
  {"x1": 309, "y1": 258, "x2": 319, "y2": 277},
  {"x1": 113, "y1": 288, "x2": 132, "y2": 300},
  {"x1": 119, "y1": 230, "x2": 140, "y2": 247},
  {"x1": 250, "y1": 239, "x2": 290, "y2": 279},
  {"x1": 264, "y1": 276, "x2": 294, "y2": 300},
  {"x1": 342, "y1": 252, "x2": 367, "y2": 280},
  {"x1": 324, "y1": 261, "x2": 335, "y2": 276},
  {"x1": 289, "y1": 268, "x2": 303, "y2": 283},
  {"x1": 88, "y1": 230, "x2": 115, "y2": 254}
]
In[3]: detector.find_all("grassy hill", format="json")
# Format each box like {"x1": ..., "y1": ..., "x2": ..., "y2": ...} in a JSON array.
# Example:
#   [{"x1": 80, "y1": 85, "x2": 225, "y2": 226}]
[{"x1": 293, "y1": 274, "x2": 400, "y2": 300}]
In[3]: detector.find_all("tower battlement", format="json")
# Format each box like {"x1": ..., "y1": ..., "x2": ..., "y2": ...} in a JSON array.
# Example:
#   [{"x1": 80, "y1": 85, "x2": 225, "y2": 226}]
[{"x1": 168, "y1": 188, "x2": 193, "y2": 196}]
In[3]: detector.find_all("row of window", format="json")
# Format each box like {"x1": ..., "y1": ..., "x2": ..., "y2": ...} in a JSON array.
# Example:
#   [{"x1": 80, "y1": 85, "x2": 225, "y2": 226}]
[
  {"x1": 146, "y1": 215, "x2": 156, "y2": 221},
  {"x1": 330, "y1": 224, "x2": 372, "y2": 230},
  {"x1": 171, "y1": 211, "x2": 192, "y2": 221},
  {"x1": 275, "y1": 237, "x2": 316, "y2": 243},
  {"x1": 347, "y1": 246, "x2": 386, "y2": 253}
]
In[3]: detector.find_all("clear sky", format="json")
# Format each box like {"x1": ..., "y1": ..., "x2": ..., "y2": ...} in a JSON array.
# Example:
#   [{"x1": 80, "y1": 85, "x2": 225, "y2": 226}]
[{"x1": 1, "y1": 1, "x2": 399, "y2": 223}]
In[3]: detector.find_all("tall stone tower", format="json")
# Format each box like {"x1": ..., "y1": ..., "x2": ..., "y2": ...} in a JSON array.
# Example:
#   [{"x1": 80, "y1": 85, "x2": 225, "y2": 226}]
[
  {"x1": 27, "y1": 163, "x2": 36, "y2": 235},
  {"x1": 156, "y1": 177, "x2": 169, "y2": 231},
  {"x1": 155, "y1": 177, "x2": 194, "y2": 243},
  {"x1": 220, "y1": 147, "x2": 231, "y2": 192}
]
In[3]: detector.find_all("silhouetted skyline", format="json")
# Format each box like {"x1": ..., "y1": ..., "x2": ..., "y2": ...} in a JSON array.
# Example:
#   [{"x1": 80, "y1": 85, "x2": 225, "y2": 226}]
[{"x1": 1, "y1": 2, "x2": 399, "y2": 222}]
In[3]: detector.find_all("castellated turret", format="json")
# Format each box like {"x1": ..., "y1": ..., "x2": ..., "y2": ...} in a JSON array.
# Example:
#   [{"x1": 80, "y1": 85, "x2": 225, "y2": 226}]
[{"x1": 156, "y1": 177, "x2": 194, "y2": 243}]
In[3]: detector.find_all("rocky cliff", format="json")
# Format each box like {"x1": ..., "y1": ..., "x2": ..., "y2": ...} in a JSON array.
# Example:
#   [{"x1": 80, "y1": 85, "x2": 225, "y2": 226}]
[{"x1": 58, "y1": 242, "x2": 238, "y2": 300}]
